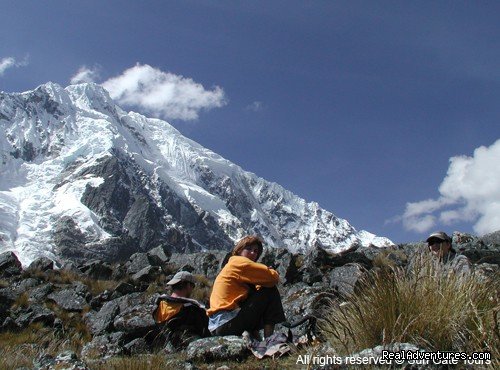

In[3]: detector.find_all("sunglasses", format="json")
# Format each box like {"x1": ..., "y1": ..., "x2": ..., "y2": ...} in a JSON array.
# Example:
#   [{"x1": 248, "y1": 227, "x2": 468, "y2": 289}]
[{"x1": 428, "y1": 239, "x2": 444, "y2": 246}]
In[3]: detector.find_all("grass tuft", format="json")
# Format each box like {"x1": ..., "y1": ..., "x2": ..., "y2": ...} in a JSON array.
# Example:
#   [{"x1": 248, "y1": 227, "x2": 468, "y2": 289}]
[
  {"x1": 12, "y1": 292, "x2": 30, "y2": 309},
  {"x1": 319, "y1": 253, "x2": 499, "y2": 363},
  {"x1": 0, "y1": 323, "x2": 80, "y2": 370}
]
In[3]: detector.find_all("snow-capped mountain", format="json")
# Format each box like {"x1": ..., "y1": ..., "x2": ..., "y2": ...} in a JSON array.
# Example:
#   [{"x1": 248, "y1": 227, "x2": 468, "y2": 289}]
[{"x1": 0, "y1": 82, "x2": 392, "y2": 266}]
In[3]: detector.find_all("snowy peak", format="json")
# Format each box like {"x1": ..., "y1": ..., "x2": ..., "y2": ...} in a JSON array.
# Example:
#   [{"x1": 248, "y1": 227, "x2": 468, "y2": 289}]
[{"x1": 0, "y1": 82, "x2": 393, "y2": 266}]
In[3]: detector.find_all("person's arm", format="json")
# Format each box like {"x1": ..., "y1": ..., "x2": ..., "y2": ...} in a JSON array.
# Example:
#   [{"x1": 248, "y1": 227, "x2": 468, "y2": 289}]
[{"x1": 231, "y1": 256, "x2": 279, "y2": 287}]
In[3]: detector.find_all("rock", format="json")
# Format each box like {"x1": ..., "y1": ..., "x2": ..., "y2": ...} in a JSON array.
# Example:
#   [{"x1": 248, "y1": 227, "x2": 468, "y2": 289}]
[
  {"x1": 131, "y1": 265, "x2": 161, "y2": 283},
  {"x1": 186, "y1": 336, "x2": 250, "y2": 362},
  {"x1": 80, "y1": 260, "x2": 113, "y2": 280},
  {"x1": 147, "y1": 244, "x2": 172, "y2": 263},
  {"x1": 28, "y1": 283, "x2": 54, "y2": 302},
  {"x1": 168, "y1": 252, "x2": 226, "y2": 279},
  {"x1": 90, "y1": 290, "x2": 113, "y2": 309},
  {"x1": 113, "y1": 302, "x2": 157, "y2": 336},
  {"x1": 114, "y1": 292, "x2": 144, "y2": 312},
  {"x1": 124, "y1": 337, "x2": 148, "y2": 355},
  {"x1": 308, "y1": 342, "x2": 427, "y2": 370},
  {"x1": 113, "y1": 282, "x2": 137, "y2": 296},
  {"x1": 306, "y1": 342, "x2": 338, "y2": 370},
  {"x1": 27, "y1": 256, "x2": 55, "y2": 272},
  {"x1": 481, "y1": 230, "x2": 500, "y2": 247},
  {"x1": 85, "y1": 300, "x2": 120, "y2": 336},
  {"x1": 329, "y1": 263, "x2": 367, "y2": 296},
  {"x1": 47, "y1": 286, "x2": 89, "y2": 312},
  {"x1": 33, "y1": 351, "x2": 90, "y2": 370},
  {"x1": 298, "y1": 247, "x2": 331, "y2": 285},
  {"x1": 452, "y1": 231, "x2": 500, "y2": 265},
  {"x1": 14, "y1": 304, "x2": 56, "y2": 328},
  {"x1": 348, "y1": 342, "x2": 426, "y2": 366},
  {"x1": 14, "y1": 278, "x2": 42, "y2": 295},
  {"x1": 300, "y1": 265, "x2": 324, "y2": 285},
  {"x1": 81, "y1": 332, "x2": 127, "y2": 360},
  {"x1": 0, "y1": 287, "x2": 18, "y2": 322},
  {"x1": 282, "y1": 284, "x2": 337, "y2": 340},
  {"x1": 261, "y1": 248, "x2": 300, "y2": 284},
  {"x1": 60, "y1": 260, "x2": 84, "y2": 275},
  {"x1": 0, "y1": 251, "x2": 22, "y2": 277},
  {"x1": 111, "y1": 264, "x2": 127, "y2": 280},
  {"x1": 328, "y1": 246, "x2": 374, "y2": 269},
  {"x1": 1, "y1": 316, "x2": 19, "y2": 331},
  {"x1": 125, "y1": 253, "x2": 153, "y2": 275},
  {"x1": 53, "y1": 216, "x2": 88, "y2": 262}
]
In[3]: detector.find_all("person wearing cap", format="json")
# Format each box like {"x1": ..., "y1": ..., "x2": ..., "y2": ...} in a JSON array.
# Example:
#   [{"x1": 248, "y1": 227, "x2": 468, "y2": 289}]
[
  {"x1": 153, "y1": 271, "x2": 210, "y2": 349},
  {"x1": 426, "y1": 231, "x2": 471, "y2": 274},
  {"x1": 207, "y1": 235, "x2": 286, "y2": 339}
]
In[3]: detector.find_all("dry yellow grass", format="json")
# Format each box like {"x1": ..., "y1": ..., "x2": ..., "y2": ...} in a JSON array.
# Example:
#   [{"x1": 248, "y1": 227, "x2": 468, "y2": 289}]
[
  {"x1": 319, "y1": 254, "x2": 499, "y2": 366},
  {"x1": 0, "y1": 323, "x2": 80, "y2": 370}
]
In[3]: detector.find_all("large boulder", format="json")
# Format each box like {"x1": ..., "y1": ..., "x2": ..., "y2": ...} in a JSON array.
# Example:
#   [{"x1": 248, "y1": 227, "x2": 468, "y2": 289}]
[
  {"x1": 186, "y1": 336, "x2": 250, "y2": 362},
  {"x1": 261, "y1": 248, "x2": 300, "y2": 284},
  {"x1": 85, "y1": 300, "x2": 120, "y2": 336},
  {"x1": 168, "y1": 251, "x2": 227, "y2": 279},
  {"x1": 80, "y1": 260, "x2": 113, "y2": 280},
  {"x1": 328, "y1": 263, "x2": 368, "y2": 297},
  {"x1": 123, "y1": 337, "x2": 148, "y2": 355},
  {"x1": 481, "y1": 230, "x2": 500, "y2": 247},
  {"x1": 125, "y1": 252, "x2": 163, "y2": 275},
  {"x1": 282, "y1": 284, "x2": 337, "y2": 340},
  {"x1": 131, "y1": 266, "x2": 161, "y2": 283},
  {"x1": 0, "y1": 251, "x2": 22, "y2": 277},
  {"x1": 113, "y1": 302, "x2": 157, "y2": 336},
  {"x1": 453, "y1": 231, "x2": 500, "y2": 265},
  {"x1": 14, "y1": 304, "x2": 56, "y2": 328},
  {"x1": 85, "y1": 292, "x2": 146, "y2": 336},
  {"x1": 147, "y1": 244, "x2": 172, "y2": 264},
  {"x1": 33, "y1": 350, "x2": 89, "y2": 370},
  {"x1": 13, "y1": 277, "x2": 42, "y2": 295},
  {"x1": 28, "y1": 283, "x2": 54, "y2": 302},
  {"x1": 81, "y1": 332, "x2": 128, "y2": 360},
  {"x1": 0, "y1": 287, "x2": 17, "y2": 323},
  {"x1": 27, "y1": 256, "x2": 55, "y2": 272},
  {"x1": 47, "y1": 282, "x2": 90, "y2": 312}
]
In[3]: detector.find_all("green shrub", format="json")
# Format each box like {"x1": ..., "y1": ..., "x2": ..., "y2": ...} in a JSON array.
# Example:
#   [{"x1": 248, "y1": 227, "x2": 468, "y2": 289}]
[{"x1": 319, "y1": 254, "x2": 499, "y2": 362}]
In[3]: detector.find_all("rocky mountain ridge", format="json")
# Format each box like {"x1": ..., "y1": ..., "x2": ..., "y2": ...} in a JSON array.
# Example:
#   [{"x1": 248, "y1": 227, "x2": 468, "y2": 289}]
[
  {"x1": 0, "y1": 230, "x2": 498, "y2": 369},
  {"x1": 0, "y1": 82, "x2": 392, "y2": 266}
]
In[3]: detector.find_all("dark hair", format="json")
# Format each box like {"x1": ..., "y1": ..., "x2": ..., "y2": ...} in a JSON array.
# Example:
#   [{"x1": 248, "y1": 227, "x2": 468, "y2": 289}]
[
  {"x1": 232, "y1": 235, "x2": 264, "y2": 260},
  {"x1": 171, "y1": 280, "x2": 195, "y2": 291}
]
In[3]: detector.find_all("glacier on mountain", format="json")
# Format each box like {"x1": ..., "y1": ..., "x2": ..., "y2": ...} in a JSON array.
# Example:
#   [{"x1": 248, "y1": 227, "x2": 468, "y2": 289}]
[{"x1": 0, "y1": 82, "x2": 393, "y2": 266}]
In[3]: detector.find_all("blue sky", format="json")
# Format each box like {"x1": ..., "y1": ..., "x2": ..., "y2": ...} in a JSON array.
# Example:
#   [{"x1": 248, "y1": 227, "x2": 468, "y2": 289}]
[{"x1": 1, "y1": 1, "x2": 499, "y2": 243}]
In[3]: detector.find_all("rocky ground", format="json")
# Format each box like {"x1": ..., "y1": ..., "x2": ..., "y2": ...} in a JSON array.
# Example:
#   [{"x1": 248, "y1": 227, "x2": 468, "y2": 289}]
[{"x1": 0, "y1": 231, "x2": 498, "y2": 369}]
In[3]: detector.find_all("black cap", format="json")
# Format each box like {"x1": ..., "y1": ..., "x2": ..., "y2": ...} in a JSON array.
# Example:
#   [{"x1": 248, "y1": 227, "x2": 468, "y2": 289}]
[{"x1": 426, "y1": 231, "x2": 451, "y2": 243}]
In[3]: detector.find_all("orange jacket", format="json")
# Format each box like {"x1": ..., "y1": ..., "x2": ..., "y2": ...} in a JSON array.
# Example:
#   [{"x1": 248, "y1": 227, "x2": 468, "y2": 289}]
[
  {"x1": 207, "y1": 255, "x2": 279, "y2": 316},
  {"x1": 155, "y1": 300, "x2": 183, "y2": 323}
]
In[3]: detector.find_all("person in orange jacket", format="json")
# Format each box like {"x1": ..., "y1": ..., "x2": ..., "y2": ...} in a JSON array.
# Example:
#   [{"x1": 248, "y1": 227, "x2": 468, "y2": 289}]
[
  {"x1": 153, "y1": 271, "x2": 210, "y2": 349},
  {"x1": 207, "y1": 235, "x2": 286, "y2": 339}
]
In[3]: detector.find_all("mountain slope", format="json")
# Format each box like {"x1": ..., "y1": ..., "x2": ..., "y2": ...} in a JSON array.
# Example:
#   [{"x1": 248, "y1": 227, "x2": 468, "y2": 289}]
[{"x1": 0, "y1": 82, "x2": 392, "y2": 266}]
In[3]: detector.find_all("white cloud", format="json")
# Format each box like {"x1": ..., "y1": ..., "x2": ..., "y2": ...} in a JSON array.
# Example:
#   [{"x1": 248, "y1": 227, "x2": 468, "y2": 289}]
[
  {"x1": 246, "y1": 101, "x2": 264, "y2": 112},
  {"x1": 0, "y1": 57, "x2": 15, "y2": 76},
  {"x1": 101, "y1": 63, "x2": 227, "y2": 121},
  {"x1": 0, "y1": 56, "x2": 28, "y2": 76},
  {"x1": 399, "y1": 139, "x2": 500, "y2": 235},
  {"x1": 70, "y1": 65, "x2": 100, "y2": 84}
]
